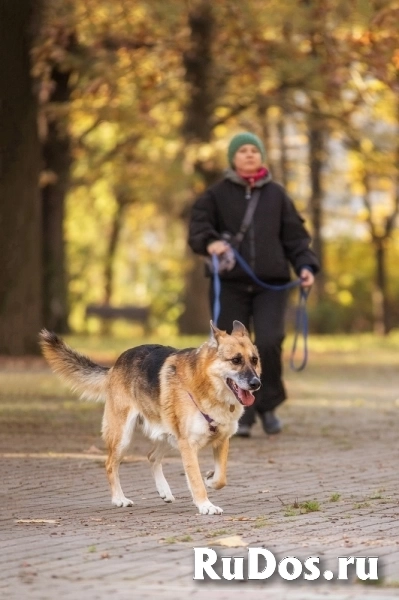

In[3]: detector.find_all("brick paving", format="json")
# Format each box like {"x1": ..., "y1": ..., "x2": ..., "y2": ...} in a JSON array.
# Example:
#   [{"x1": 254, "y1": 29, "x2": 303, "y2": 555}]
[{"x1": 0, "y1": 359, "x2": 399, "y2": 599}]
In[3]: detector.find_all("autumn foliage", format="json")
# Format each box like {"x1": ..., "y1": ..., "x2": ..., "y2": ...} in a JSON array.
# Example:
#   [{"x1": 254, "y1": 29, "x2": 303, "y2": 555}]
[{"x1": 1, "y1": 0, "x2": 399, "y2": 353}]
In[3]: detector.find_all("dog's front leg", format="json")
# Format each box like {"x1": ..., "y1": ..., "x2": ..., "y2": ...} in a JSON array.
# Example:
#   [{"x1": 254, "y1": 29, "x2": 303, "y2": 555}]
[
  {"x1": 178, "y1": 439, "x2": 223, "y2": 515},
  {"x1": 205, "y1": 437, "x2": 229, "y2": 490}
]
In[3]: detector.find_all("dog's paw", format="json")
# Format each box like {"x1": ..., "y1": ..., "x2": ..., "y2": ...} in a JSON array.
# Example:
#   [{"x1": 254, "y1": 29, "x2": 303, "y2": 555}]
[
  {"x1": 205, "y1": 471, "x2": 226, "y2": 490},
  {"x1": 156, "y1": 481, "x2": 175, "y2": 503},
  {"x1": 112, "y1": 496, "x2": 134, "y2": 508},
  {"x1": 159, "y1": 490, "x2": 175, "y2": 503},
  {"x1": 197, "y1": 501, "x2": 223, "y2": 515}
]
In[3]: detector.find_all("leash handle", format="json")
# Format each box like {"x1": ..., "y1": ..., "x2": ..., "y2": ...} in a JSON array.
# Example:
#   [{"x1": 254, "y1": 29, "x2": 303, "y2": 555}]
[{"x1": 289, "y1": 287, "x2": 309, "y2": 372}]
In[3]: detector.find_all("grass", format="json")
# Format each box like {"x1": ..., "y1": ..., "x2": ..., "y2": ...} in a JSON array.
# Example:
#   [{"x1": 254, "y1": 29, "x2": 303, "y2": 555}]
[
  {"x1": 369, "y1": 489, "x2": 385, "y2": 500},
  {"x1": 163, "y1": 535, "x2": 193, "y2": 544},
  {"x1": 206, "y1": 529, "x2": 230, "y2": 538},
  {"x1": 254, "y1": 516, "x2": 269, "y2": 528},
  {"x1": 62, "y1": 330, "x2": 399, "y2": 365},
  {"x1": 55, "y1": 333, "x2": 399, "y2": 413},
  {"x1": 381, "y1": 580, "x2": 399, "y2": 588},
  {"x1": 63, "y1": 333, "x2": 208, "y2": 364},
  {"x1": 283, "y1": 499, "x2": 320, "y2": 517},
  {"x1": 329, "y1": 493, "x2": 341, "y2": 502},
  {"x1": 300, "y1": 500, "x2": 320, "y2": 513},
  {"x1": 353, "y1": 502, "x2": 371, "y2": 509},
  {"x1": 163, "y1": 537, "x2": 177, "y2": 544},
  {"x1": 298, "y1": 329, "x2": 399, "y2": 356},
  {"x1": 284, "y1": 507, "x2": 297, "y2": 518},
  {"x1": 1, "y1": 331, "x2": 399, "y2": 454}
]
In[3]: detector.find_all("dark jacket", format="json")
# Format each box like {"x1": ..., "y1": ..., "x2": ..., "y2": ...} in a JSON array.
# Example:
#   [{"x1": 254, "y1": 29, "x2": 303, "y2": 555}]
[{"x1": 188, "y1": 168, "x2": 320, "y2": 283}]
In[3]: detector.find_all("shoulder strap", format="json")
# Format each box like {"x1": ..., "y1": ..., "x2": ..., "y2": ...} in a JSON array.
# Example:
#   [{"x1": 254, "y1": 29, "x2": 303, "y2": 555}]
[{"x1": 235, "y1": 188, "x2": 261, "y2": 245}]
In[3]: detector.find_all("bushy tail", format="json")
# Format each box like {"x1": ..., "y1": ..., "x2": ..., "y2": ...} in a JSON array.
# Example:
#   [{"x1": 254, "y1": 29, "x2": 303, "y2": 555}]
[{"x1": 39, "y1": 329, "x2": 109, "y2": 402}]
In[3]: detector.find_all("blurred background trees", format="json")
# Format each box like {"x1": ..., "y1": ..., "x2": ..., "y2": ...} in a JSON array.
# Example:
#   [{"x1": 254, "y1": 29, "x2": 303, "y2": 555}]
[{"x1": 1, "y1": 0, "x2": 399, "y2": 354}]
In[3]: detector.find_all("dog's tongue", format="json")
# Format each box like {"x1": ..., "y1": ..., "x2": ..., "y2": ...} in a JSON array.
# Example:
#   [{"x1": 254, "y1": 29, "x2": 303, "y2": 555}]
[{"x1": 238, "y1": 388, "x2": 255, "y2": 406}]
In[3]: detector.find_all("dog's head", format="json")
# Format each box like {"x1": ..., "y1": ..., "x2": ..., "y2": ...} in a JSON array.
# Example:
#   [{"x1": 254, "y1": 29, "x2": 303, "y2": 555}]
[{"x1": 208, "y1": 320, "x2": 261, "y2": 406}]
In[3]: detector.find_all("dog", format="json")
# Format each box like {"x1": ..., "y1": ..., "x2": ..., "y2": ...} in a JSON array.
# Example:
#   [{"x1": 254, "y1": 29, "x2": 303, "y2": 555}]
[{"x1": 39, "y1": 321, "x2": 261, "y2": 515}]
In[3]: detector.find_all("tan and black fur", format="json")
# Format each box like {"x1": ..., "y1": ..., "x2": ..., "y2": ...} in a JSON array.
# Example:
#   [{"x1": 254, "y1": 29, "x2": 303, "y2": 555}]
[{"x1": 39, "y1": 321, "x2": 261, "y2": 515}]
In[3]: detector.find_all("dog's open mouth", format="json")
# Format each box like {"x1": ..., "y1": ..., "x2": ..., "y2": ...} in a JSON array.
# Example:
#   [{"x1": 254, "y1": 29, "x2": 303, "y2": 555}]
[{"x1": 226, "y1": 378, "x2": 255, "y2": 406}]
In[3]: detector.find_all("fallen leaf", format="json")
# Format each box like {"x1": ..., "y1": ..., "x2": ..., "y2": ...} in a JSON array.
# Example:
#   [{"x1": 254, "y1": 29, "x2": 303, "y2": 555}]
[
  {"x1": 212, "y1": 535, "x2": 248, "y2": 548},
  {"x1": 16, "y1": 519, "x2": 59, "y2": 524},
  {"x1": 84, "y1": 445, "x2": 103, "y2": 454}
]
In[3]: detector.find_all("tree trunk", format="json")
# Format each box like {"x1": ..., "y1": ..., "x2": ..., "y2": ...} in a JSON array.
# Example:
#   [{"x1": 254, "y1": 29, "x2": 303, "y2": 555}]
[
  {"x1": 178, "y1": 254, "x2": 211, "y2": 335},
  {"x1": 276, "y1": 108, "x2": 289, "y2": 188},
  {"x1": 307, "y1": 110, "x2": 326, "y2": 304},
  {"x1": 179, "y1": 0, "x2": 218, "y2": 335},
  {"x1": 41, "y1": 67, "x2": 71, "y2": 333},
  {"x1": 0, "y1": 0, "x2": 43, "y2": 355},
  {"x1": 362, "y1": 173, "x2": 392, "y2": 335},
  {"x1": 181, "y1": 0, "x2": 215, "y2": 143},
  {"x1": 103, "y1": 202, "x2": 126, "y2": 307},
  {"x1": 257, "y1": 94, "x2": 288, "y2": 187},
  {"x1": 372, "y1": 241, "x2": 390, "y2": 335},
  {"x1": 98, "y1": 201, "x2": 126, "y2": 336}
]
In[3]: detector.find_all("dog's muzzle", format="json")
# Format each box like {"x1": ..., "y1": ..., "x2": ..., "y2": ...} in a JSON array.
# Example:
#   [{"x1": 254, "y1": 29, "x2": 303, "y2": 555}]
[{"x1": 226, "y1": 377, "x2": 260, "y2": 406}]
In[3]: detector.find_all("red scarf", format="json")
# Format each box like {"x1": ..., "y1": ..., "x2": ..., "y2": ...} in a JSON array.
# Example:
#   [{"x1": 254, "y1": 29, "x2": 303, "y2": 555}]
[{"x1": 237, "y1": 167, "x2": 269, "y2": 187}]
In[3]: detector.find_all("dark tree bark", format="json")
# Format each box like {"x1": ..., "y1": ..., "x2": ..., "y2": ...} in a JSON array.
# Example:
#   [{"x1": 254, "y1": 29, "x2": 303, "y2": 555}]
[
  {"x1": 307, "y1": 108, "x2": 326, "y2": 304},
  {"x1": 303, "y1": 2, "x2": 328, "y2": 307},
  {"x1": 372, "y1": 240, "x2": 389, "y2": 336},
  {"x1": 179, "y1": 1, "x2": 219, "y2": 335},
  {"x1": 258, "y1": 93, "x2": 289, "y2": 187},
  {"x1": 181, "y1": 1, "x2": 215, "y2": 143},
  {"x1": 103, "y1": 202, "x2": 126, "y2": 307},
  {"x1": 362, "y1": 173, "x2": 395, "y2": 335},
  {"x1": 276, "y1": 108, "x2": 289, "y2": 189},
  {"x1": 0, "y1": 0, "x2": 43, "y2": 355},
  {"x1": 98, "y1": 199, "x2": 127, "y2": 336},
  {"x1": 41, "y1": 65, "x2": 72, "y2": 333}
]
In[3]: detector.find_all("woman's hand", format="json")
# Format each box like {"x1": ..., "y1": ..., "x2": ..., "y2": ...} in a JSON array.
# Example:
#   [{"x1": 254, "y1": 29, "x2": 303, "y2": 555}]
[
  {"x1": 300, "y1": 268, "x2": 315, "y2": 289},
  {"x1": 207, "y1": 240, "x2": 230, "y2": 255}
]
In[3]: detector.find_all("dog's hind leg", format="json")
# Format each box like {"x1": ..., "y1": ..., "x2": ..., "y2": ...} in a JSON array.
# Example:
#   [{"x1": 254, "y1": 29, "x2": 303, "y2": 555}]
[
  {"x1": 103, "y1": 409, "x2": 138, "y2": 508},
  {"x1": 148, "y1": 440, "x2": 175, "y2": 503}
]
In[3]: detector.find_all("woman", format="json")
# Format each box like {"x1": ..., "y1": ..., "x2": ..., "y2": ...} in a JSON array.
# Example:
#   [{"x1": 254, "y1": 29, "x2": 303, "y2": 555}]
[{"x1": 188, "y1": 131, "x2": 320, "y2": 437}]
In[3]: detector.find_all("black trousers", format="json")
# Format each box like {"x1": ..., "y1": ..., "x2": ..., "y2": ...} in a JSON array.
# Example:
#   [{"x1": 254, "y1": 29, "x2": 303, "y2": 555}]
[{"x1": 210, "y1": 279, "x2": 288, "y2": 426}]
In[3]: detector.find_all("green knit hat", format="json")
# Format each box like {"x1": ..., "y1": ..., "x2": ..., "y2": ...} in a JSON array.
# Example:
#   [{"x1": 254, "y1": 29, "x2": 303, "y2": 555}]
[{"x1": 227, "y1": 132, "x2": 266, "y2": 167}]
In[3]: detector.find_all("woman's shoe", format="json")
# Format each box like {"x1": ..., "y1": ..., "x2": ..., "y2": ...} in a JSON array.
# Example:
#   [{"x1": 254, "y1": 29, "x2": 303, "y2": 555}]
[
  {"x1": 235, "y1": 424, "x2": 251, "y2": 437},
  {"x1": 261, "y1": 411, "x2": 282, "y2": 434}
]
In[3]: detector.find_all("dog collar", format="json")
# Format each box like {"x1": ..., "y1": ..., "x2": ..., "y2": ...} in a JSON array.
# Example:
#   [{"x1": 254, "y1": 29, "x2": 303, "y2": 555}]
[{"x1": 187, "y1": 392, "x2": 217, "y2": 433}]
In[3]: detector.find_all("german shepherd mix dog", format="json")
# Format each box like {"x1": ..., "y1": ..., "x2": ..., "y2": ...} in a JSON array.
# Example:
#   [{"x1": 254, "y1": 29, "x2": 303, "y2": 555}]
[{"x1": 39, "y1": 322, "x2": 261, "y2": 515}]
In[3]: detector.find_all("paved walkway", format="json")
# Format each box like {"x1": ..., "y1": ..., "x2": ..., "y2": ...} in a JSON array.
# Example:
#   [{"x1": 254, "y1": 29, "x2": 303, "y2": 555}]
[{"x1": 0, "y1": 358, "x2": 399, "y2": 599}]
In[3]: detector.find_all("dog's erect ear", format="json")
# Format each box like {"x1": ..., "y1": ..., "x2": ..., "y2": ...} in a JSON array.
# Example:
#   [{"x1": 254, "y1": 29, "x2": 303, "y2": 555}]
[
  {"x1": 232, "y1": 320, "x2": 249, "y2": 337},
  {"x1": 209, "y1": 321, "x2": 225, "y2": 346}
]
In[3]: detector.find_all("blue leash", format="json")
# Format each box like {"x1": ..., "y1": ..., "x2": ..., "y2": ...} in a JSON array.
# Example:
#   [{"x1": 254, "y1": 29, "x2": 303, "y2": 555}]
[{"x1": 211, "y1": 251, "x2": 309, "y2": 372}]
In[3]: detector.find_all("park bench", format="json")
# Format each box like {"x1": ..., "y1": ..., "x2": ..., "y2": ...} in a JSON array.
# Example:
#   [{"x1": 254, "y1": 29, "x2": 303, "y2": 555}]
[{"x1": 85, "y1": 304, "x2": 151, "y2": 331}]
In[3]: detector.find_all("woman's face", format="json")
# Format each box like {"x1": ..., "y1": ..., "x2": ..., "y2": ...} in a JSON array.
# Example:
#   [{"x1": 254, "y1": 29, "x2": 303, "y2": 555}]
[{"x1": 233, "y1": 144, "x2": 263, "y2": 174}]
